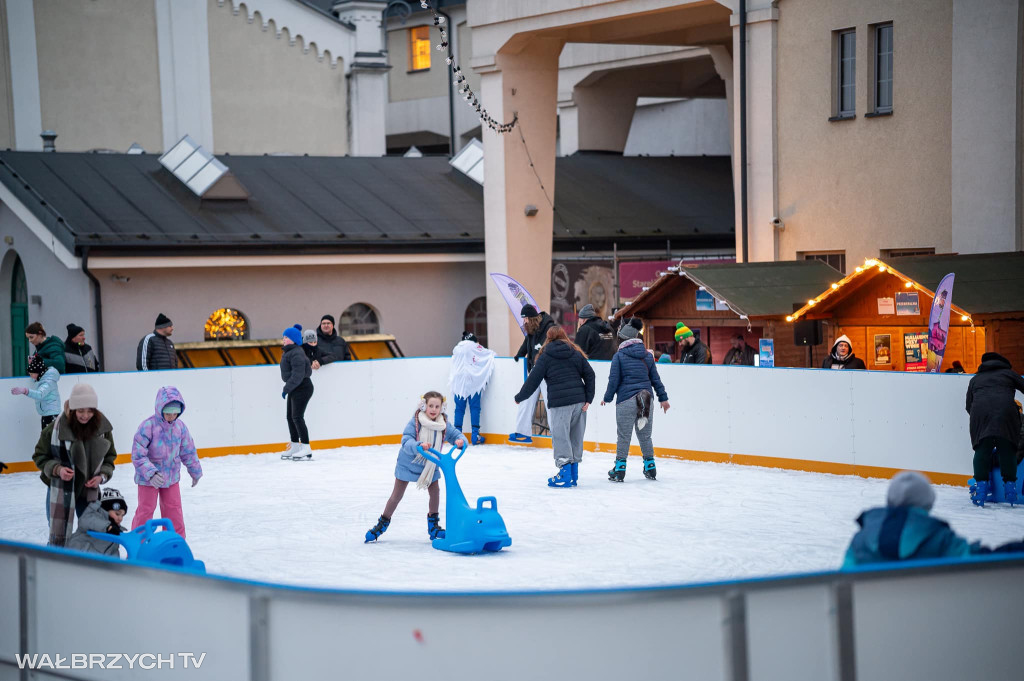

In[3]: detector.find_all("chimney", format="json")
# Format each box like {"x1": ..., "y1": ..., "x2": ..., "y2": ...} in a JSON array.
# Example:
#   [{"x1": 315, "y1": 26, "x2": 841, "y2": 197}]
[{"x1": 40, "y1": 130, "x2": 57, "y2": 152}]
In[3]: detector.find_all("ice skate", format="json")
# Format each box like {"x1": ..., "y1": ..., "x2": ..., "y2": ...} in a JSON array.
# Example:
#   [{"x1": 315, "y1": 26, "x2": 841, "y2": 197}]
[
  {"x1": 608, "y1": 459, "x2": 626, "y2": 482},
  {"x1": 427, "y1": 512, "x2": 446, "y2": 539},
  {"x1": 290, "y1": 443, "x2": 312, "y2": 460},
  {"x1": 570, "y1": 462, "x2": 579, "y2": 487},
  {"x1": 643, "y1": 459, "x2": 657, "y2": 480},
  {"x1": 365, "y1": 515, "x2": 391, "y2": 542},
  {"x1": 508, "y1": 432, "x2": 533, "y2": 444},
  {"x1": 1004, "y1": 481, "x2": 1017, "y2": 507},
  {"x1": 281, "y1": 442, "x2": 298, "y2": 460},
  {"x1": 548, "y1": 463, "x2": 572, "y2": 488},
  {"x1": 472, "y1": 427, "x2": 486, "y2": 445},
  {"x1": 971, "y1": 480, "x2": 989, "y2": 507}
]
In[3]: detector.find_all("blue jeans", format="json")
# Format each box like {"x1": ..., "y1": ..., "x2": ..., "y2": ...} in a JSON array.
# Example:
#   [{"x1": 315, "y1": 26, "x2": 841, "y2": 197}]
[{"x1": 453, "y1": 393, "x2": 482, "y2": 431}]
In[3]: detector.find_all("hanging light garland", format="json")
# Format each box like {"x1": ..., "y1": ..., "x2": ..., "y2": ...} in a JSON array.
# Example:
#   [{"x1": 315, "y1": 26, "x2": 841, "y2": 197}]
[{"x1": 419, "y1": 0, "x2": 518, "y2": 134}]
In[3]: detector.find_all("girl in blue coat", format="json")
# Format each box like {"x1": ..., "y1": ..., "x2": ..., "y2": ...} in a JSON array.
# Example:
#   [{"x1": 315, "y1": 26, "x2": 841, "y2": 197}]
[
  {"x1": 365, "y1": 391, "x2": 465, "y2": 543},
  {"x1": 10, "y1": 354, "x2": 61, "y2": 429},
  {"x1": 601, "y1": 318, "x2": 670, "y2": 482}
]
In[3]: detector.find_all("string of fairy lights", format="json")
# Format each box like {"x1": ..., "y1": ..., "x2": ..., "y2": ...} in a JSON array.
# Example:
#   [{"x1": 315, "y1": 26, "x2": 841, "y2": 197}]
[{"x1": 420, "y1": 1, "x2": 518, "y2": 134}]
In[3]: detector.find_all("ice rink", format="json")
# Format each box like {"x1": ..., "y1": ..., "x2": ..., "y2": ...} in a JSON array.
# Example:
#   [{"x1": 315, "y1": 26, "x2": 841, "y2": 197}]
[{"x1": 3, "y1": 443, "x2": 1024, "y2": 591}]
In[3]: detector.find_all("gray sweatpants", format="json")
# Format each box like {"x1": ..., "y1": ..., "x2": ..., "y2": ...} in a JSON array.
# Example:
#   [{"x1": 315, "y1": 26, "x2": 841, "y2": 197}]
[
  {"x1": 547, "y1": 402, "x2": 587, "y2": 467},
  {"x1": 615, "y1": 392, "x2": 654, "y2": 461}
]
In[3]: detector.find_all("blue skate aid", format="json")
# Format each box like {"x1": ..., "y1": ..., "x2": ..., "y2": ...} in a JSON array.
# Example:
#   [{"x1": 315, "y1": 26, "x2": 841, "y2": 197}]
[{"x1": 89, "y1": 519, "x2": 205, "y2": 573}]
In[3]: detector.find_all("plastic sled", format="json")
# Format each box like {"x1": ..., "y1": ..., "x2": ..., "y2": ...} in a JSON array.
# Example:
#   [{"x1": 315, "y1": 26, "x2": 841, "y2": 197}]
[
  {"x1": 417, "y1": 443, "x2": 512, "y2": 554},
  {"x1": 88, "y1": 518, "x2": 206, "y2": 573},
  {"x1": 968, "y1": 458, "x2": 1024, "y2": 505}
]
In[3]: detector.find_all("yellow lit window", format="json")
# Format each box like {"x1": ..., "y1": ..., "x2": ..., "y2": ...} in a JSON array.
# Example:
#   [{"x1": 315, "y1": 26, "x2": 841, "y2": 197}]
[
  {"x1": 409, "y1": 26, "x2": 431, "y2": 71},
  {"x1": 205, "y1": 308, "x2": 249, "y2": 340}
]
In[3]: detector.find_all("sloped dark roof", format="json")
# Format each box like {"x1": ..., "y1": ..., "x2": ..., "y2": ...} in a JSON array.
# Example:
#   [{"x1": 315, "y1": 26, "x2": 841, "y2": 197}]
[
  {"x1": 0, "y1": 151, "x2": 734, "y2": 255},
  {"x1": 679, "y1": 259, "x2": 843, "y2": 317},
  {"x1": 886, "y1": 253, "x2": 1024, "y2": 314}
]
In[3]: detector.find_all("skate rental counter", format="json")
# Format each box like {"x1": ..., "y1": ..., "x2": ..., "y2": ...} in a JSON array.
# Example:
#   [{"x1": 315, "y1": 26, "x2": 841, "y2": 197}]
[{"x1": 0, "y1": 357, "x2": 987, "y2": 484}]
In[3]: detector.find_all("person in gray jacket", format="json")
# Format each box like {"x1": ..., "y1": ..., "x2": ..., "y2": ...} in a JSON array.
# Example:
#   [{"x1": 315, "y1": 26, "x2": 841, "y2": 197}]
[
  {"x1": 281, "y1": 325, "x2": 314, "y2": 460},
  {"x1": 66, "y1": 488, "x2": 128, "y2": 557}
]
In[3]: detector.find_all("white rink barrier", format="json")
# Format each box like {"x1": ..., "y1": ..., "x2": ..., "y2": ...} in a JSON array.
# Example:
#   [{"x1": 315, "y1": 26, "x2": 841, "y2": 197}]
[
  {"x1": 1, "y1": 540, "x2": 1023, "y2": 681},
  {"x1": 0, "y1": 358, "x2": 987, "y2": 483}
]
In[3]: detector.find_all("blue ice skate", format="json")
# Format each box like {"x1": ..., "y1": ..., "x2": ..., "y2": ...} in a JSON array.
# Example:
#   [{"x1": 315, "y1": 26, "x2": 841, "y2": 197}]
[
  {"x1": 968, "y1": 458, "x2": 1024, "y2": 507},
  {"x1": 88, "y1": 519, "x2": 205, "y2": 573},
  {"x1": 548, "y1": 464, "x2": 572, "y2": 488},
  {"x1": 570, "y1": 462, "x2": 579, "y2": 487},
  {"x1": 416, "y1": 443, "x2": 512, "y2": 554}
]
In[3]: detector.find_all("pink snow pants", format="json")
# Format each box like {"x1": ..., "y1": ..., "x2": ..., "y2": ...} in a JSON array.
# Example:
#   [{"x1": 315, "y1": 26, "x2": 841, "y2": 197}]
[{"x1": 132, "y1": 483, "x2": 186, "y2": 538}]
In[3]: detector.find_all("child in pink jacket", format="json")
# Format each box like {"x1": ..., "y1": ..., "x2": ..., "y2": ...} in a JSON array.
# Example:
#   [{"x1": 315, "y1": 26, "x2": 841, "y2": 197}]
[{"x1": 131, "y1": 386, "x2": 202, "y2": 537}]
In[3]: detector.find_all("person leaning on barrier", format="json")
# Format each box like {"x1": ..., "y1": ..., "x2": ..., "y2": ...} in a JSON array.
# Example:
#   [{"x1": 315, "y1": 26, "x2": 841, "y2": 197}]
[
  {"x1": 316, "y1": 315, "x2": 351, "y2": 364},
  {"x1": 842, "y1": 471, "x2": 1024, "y2": 568}
]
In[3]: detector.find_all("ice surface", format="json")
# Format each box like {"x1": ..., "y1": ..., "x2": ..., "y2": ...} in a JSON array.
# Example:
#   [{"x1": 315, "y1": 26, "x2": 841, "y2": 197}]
[{"x1": 3, "y1": 444, "x2": 1024, "y2": 592}]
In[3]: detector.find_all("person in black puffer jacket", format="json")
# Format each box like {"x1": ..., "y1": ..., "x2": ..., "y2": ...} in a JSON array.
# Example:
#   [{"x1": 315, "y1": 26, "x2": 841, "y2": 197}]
[
  {"x1": 64, "y1": 323, "x2": 101, "y2": 373},
  {"x1": 510, "y1": 304, "x2": 557, "y2": 442},
  {"x1": 602, "y1": 318, "x2": 670, "y2": 482},
  {"x1": 280, "y1": 325, "x2": 314, "y2": 461},
  {"x1": 821, "y1": 334, "x2": 866, "y2": 370},
  {"x1": 966, "y1": 352, "x2": 1024, "y2": 506},
  {"x1": 316, "y1": 315, "x2": 351, "y2": 364},
  {"x1": 136, "y1": 313, "x2": 177, "y2": 371},
  {"x1": 574, "y1": 304, "x2": 615, "y2": 361},
  {"x1": 515, "y1": 326, "x2": 595, "y2": 488}
]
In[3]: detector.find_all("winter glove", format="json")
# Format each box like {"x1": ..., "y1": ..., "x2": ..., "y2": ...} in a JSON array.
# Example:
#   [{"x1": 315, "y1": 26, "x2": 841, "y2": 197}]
[
  {"x1": 10, "y1": 386, "x2": 28, "y2": 395},
  {"x1": 282, "y1": 391, "x2": 287, "y2": 399},
  {"x1": 105, "y1": 523, "x2": 122, "y2": 536},
  {"x1": 514, "y1": 355, "x2": 520, "y2": 363},
  {"x1": 191, "y1": 475, "x2": 200, "y2": 488},
  {"x1": 149, "y1": 472, "x2": 166, "y2": 488}
]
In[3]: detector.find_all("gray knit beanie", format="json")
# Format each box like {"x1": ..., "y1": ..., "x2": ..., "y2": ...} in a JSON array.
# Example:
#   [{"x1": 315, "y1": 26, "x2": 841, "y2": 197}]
[
  {"x1": 618, "y1": 323, "x2": 639, "y2": 340},
  {"x1": 886, "y1": 471, "x2": 936, "y2": 511}
]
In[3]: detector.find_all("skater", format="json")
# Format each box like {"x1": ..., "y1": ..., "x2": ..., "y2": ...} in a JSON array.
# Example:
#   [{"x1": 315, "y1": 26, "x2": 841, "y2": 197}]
[
  {"x1": 32, "y1": 383, "x2": 116, "y2": 547},
  {"x1": 515, "y1": 327, "x2": 595, "y2": 487},
  {"x1": 130, "y1": 386, "x2": 202, "y2": 538},
  {"x1": 25, "y1": 322, "x2": 66, "y2": 374},
  {"x1": 281, "y1": 324, "x2": 314, "y2": 460},
  {"x1": 449, "y1": 331, "x2": 495, "y2": 445},
  {"x1": 602, "y1": 318, "x2": 670, "y2": 482},
  {"x1": 365, "y1": 392, "x2": 465, "y2": 542},
  {"x1": 10, "y1": 354, "x2": 61, "y2": 429},
  {"x1": 574, "y1": 304, "x2": 616, "y2": 360},
  {"x1": 821, "y1": 334, "x2": 866, "y2": 370},
  {"x1": 843, "y1": 471, "x2": 1024, "y2": 567},
  {"x1": 966, "y1": 352, "x2": 1024, "y2": 506},
  {"x1": 67, "y1": 488, "x2": 128, "y2": 557},
  {"x1": 510, "y1": 304, "x2": 557, "y2": 443}
]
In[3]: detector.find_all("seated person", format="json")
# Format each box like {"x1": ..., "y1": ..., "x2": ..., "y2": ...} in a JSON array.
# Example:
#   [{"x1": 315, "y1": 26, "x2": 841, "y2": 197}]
[
  {"x1": 66, "y1": 488, "x2": 128, "y2": 557},
  {"x1": 843, "y1": 471, "x2": 1024, "y2": 568}
]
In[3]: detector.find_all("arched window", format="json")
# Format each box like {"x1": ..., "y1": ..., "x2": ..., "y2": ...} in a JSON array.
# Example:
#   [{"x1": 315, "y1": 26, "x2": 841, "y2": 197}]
[
  {"x1": 204, "y1": 308, "x2": 249, "y2": 340},
  {"x1": 10, "y1": 255, "x2": 29, "y2": 376},
  {"x1": 340, "y1": 303, "x2": 379, "y2": 336},
  {"x1": 464, "y1": 297, "x2": 487, "y2": 347}
]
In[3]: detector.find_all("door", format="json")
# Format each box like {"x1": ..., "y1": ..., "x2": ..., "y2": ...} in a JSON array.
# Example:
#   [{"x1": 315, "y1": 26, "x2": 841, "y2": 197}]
[{"x1": 10, "y1": 256, "x2": 28, "y2": 376}]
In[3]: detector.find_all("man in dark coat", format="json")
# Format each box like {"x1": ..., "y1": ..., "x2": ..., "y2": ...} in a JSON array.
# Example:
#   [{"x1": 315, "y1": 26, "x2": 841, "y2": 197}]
[
  {"x1": 136, "y1": 313, "x2": 177, "y2": 371},
  {"x1": 821, "y1": 335, "x2": 866, "y2": 370},
  {"x1": 63, "y1": 323, "x2": 101, "y2": 373},
  {"x1": 573, "y1": 304, "x2": 615, "y2": 361},
  {"x1": 676, "y1": 324, "x2": 709, "y2": 365},
  {"x1": 722, "y1": 334, "x2": 756, "y2": 366},
  {"x1": 510, "y1": 304, "x2": 557, "y2": 442},
  {"x1": 316, "y1": 315, "x2": 352, "y2": 364},
  {"x1": 966, "y1": 352, "x2": 1024, "y2": 505}
]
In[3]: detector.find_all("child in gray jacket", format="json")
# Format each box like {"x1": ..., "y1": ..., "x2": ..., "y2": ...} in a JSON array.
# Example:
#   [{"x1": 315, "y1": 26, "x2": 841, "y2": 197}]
[{"x1": 66, "y1": 488, "x2": 128, "y2": 557}]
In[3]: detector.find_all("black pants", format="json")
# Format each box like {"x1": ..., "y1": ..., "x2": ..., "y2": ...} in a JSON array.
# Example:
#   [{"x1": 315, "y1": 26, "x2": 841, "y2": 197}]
[
  {"x1": 286, "y1": 378, "x2": 314, "y2": 444},
  {"x1": 973, "y1": 436, "x2": 1018, "y2": 483},
  {"x1": 41, "y1": 415, "x2": 56, "y2": 430}
]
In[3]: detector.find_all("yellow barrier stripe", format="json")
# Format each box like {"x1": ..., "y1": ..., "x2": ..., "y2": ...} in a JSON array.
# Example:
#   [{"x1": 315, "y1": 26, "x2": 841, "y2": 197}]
[{"x1": 1, "y1": 433, "x2": 968, "y2": 487}]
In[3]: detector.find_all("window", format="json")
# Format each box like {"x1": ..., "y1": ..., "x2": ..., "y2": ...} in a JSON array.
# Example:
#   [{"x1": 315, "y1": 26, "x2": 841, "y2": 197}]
[
  {"x1": 409, "y1": 26, "x2": 431, "y2": 71},
  {"x1": 340, "y1": 303, "x2": 380, "y2": 336},
  {"x1": 464, "y1": 297, "x2": 488, "y2": 347},
  {"x1": 873, "y1": 23, "x2": 893, "y2": 113},
  {"x1": 881, "y1": 248, "x2": 935, "y2": 259},
  {"x1": 204, "y1": 308, "x2": 249, "y2": 340},
  {"x1": 834, "y1": 29, "x2": 856, "y2": 118},
  {"x1": 802, "y1": 251, "x2": 846, "y2": 274}
]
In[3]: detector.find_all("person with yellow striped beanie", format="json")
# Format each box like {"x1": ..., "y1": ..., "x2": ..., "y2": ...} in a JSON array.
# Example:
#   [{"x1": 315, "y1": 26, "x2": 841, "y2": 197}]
[{"x1": 676, "y1": 322, "x2": 709, "y2": 364}]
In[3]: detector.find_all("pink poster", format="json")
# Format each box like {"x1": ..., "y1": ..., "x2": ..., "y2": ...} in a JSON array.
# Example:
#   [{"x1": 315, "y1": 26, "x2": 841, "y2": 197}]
[{"x1": 618, "y1": 261, "x2": 675, "y2": 302}]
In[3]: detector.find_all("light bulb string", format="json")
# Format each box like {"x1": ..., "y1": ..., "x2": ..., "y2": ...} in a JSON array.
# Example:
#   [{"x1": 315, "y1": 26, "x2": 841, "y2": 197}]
[{"x1": 420, "y1": 1, "x2": 517, "y2": 133}]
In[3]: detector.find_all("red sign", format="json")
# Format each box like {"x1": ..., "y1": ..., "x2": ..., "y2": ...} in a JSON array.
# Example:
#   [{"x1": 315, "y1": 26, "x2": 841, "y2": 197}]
[{"x1": 618, "y1": 261, "x2": 674, "y2": 302}]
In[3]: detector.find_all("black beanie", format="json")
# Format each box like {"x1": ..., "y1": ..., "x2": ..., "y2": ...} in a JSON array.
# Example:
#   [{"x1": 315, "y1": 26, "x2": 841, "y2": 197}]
[
  {"x1": 520, "y1": 304, "x2": 538, "y2": 318},
  {"x1": 27, "y1": 354, "x2": 46, "y2": 376},
  {"x1": 155, "y1": 313, "x2": 172, "y2": 329},
  {"x1": 100, "y1": 488, "x2": 128, "y2": 513},
  {"x1": 65, "y1": 323, "x2": 84, "y2": 342},
  {"x1": 321, "y1": 314, "x2": 335, "y2": 326}
]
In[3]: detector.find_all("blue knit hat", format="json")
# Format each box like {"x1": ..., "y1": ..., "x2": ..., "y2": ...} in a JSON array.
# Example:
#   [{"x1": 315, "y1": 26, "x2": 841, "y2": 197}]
[{"x1": 283, "y1": 324, "x2": 302, "y2": 345}]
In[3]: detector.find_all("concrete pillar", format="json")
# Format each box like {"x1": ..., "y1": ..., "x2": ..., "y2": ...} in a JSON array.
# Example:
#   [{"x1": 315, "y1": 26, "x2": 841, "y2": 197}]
[
  {"x1": 335, "y1": 0, "x2": 388, "y2": 156},
  {"x1": 731, "y1": 5, "x2": 778, "y2": 262},
  {"x1": 4, "y1": 0, "x2": 42, "y2": 150},
  {"x1": 479, "y1": 38, "x2": 564, "y2": 355},
  {"x1": 707, "y1": 45, "x2": 734, "y2": 159},
  {"x1": 155, "y1": 0, "x2": 215, "y2": 150},
  {"x1": 574, "y1": 84, "x2": 638, "y2": 153}
]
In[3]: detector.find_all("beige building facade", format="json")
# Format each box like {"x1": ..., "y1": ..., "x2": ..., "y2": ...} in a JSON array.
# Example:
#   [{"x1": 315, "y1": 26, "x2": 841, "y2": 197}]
[{"x1": 0, "y1": 0, "x2": 393, "y2": 156}]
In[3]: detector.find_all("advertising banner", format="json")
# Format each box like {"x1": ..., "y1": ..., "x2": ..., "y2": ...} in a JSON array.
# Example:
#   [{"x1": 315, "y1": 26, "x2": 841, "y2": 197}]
[
  {"x1": 873, "y1": 334, "x2": 892, "y2": 366},
  {"x1": 925, "y1": 273, "x2": 955, "y2": 373},
  {"x1": 904, "y1": 332, "x2": 929, "y2": 372},
  {"x1": 618, "y1": 261, "x2": 674, "y2": 303},
  {"x1": 758, "y1": 339, "x2": 775, "y2": 367},
  {"x1": 895, "y1": 291, "x2": 920, "y2": 316},
  {"x1": 550, "y1": 260, "x2": 615, "y2": 336},
  {"x1": 489, "y1": 273, "x2": 539, "y2": 336}
]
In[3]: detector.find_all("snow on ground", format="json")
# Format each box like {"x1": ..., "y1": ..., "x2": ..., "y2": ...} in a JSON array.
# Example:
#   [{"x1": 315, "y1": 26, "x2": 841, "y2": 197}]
[{"x1": 3, "y1": 444, "x2": 1024, "y2": 592}]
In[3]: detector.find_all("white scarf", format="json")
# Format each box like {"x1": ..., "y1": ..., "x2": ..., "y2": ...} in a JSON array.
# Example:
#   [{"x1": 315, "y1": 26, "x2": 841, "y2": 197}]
[
  {"x1": 415, "y1": 411, "x2": 447, "y2": 490},
  {"x1": 449, "y1": 340, "x2": 495, "y2": 398}
]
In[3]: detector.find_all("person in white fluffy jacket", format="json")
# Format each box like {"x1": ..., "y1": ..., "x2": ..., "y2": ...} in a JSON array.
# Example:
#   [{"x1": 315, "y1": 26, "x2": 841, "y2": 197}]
[{"x1": 449, "y1": 332, "x2": 495, "y2": 445}]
